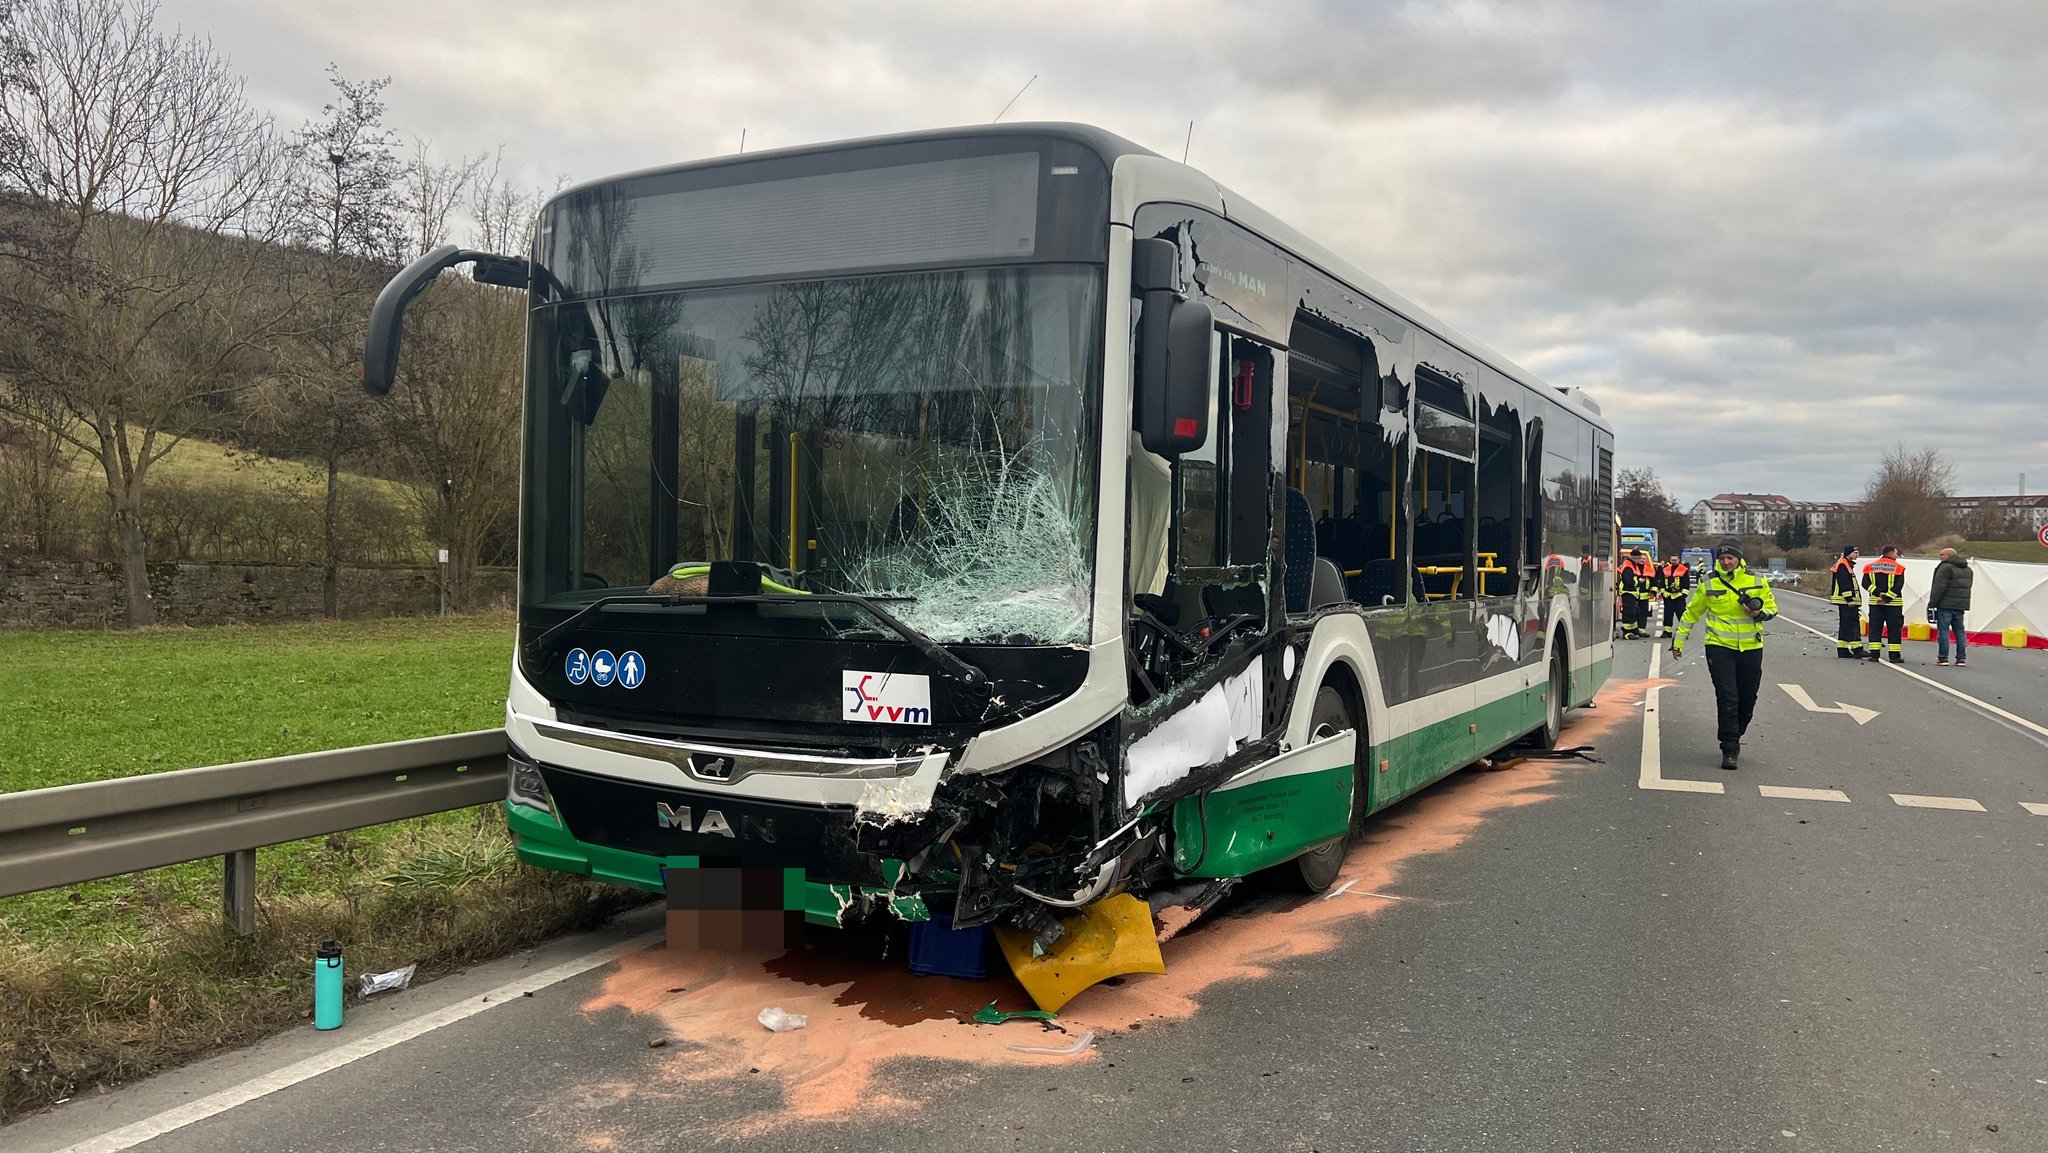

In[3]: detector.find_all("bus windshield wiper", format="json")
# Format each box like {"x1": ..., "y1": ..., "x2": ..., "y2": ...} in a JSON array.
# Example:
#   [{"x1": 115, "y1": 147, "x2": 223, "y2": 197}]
[
  {"x1": 773, "y1": 592, "x2": 988, "y2": 687},
  {"x1": 524, "y1": 591, "x2": 987, "y2": 688},
  {"x1": 526, "y1": 595, "x2": 684, "y2": 664}
]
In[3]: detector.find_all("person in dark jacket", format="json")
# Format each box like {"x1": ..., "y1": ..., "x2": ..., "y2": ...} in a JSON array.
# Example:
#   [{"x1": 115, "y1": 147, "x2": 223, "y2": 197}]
[
  {"x1": 1927, "y1": 547, "x2": 1974, "y2": 666},
  {"x1": 1827, "y1": 545, "x2": 1864, "y2": 658}
]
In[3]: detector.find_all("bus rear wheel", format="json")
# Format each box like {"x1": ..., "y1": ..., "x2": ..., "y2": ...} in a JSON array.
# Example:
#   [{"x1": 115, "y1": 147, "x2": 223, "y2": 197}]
[{"x1": 1291, "y1": 685, "x2": 1354, "y2": 893}]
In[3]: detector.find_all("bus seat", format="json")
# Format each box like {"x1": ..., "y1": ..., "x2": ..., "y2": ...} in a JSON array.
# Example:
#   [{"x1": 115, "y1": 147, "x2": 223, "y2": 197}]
[
  {"x1": 1323, "y1": 515, "x2": 1370, "y2": 573},
  {"x1": 1284, "y1": 488, "x2": 1315, "y2": 614},
  {"x1": 1477, "y1": 518, "x2": 1512, "y2": 558},
  {"x1": 1310, "y1": 557, "x2": 1347, "y2": 609},
  {"x1": 1349, "y1": 558, "x2": 1401, "y2": 606}
]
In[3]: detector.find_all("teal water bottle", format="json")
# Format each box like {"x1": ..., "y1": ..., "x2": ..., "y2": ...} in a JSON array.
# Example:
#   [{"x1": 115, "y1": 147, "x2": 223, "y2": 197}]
[{"x1": 314, "y1": 939, "x2": 344, "y2": 1030}]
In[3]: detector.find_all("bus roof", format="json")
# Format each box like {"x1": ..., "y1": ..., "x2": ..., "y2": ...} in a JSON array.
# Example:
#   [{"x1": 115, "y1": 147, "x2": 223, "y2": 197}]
[{"x1": 549, "y1": 121, "x2": 1606, "y2": 431}]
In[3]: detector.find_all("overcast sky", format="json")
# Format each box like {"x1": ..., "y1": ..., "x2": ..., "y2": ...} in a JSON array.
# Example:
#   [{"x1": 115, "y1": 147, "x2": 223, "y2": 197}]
[{"x1": 162, "y1": 0, "x2": 2048, "y2": 507}]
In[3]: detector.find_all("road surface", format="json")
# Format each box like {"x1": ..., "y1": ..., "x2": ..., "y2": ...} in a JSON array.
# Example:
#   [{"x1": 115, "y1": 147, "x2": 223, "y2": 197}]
[{"x1": 10, "y1": 592, "x2": 2046, "y2": 1152}]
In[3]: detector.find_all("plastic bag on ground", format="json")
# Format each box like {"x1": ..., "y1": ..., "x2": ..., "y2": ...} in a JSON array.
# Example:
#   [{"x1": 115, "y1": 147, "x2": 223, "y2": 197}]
[
  {"x1": 357, "y1": 964, "x2": 416, "y2": 997},
  {"x1": 757, "y1": 1006, "x2": 808, "y2": 1032}
]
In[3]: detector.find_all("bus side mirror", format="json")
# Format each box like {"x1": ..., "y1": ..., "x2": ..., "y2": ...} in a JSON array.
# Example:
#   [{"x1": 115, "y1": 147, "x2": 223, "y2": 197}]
[
  {"x1": 1132, "y1": 237, "x2": 1212, "y2": 457},
  {"x1": 363, "y1": 244, "x2": 531, "y2": 395}
]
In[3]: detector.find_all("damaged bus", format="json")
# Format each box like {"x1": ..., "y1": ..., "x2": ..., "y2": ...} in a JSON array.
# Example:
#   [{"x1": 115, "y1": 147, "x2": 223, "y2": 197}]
[{"x1": 363, "y1": 124, "x2": 1613, "y2": 1009}]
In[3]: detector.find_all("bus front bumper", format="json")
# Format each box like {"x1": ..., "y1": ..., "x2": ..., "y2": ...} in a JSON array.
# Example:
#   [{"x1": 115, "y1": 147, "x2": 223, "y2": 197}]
[{"x1": 505, "y1": 801, "x2": 931, "y2": 928}]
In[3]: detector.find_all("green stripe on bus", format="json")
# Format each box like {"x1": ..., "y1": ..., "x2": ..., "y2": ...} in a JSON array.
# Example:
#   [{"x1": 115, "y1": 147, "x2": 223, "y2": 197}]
[
  {"x1": 505, "y1": 804, "x2": 927, "y2": 926},
  {"x1": 1170, "y1": 757, "x2": 1353, "y2": 878}
]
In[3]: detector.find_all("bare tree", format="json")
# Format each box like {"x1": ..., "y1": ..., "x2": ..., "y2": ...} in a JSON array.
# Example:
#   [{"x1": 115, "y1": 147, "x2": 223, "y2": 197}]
[
  {"x1": 0, "y1": 386, "x2": 78, "y2": 554},
  {"x1": 258, "y1": 66, "x2": 404, "y2": 615},
  {"x1": 0, "y1": 0, "x2": 284, "y2": 624},
  {"x1": 1855, "y1": 444, "x2": 1955, "y2": 550},
  {"x1": 1614, "y1": 466, "x2": 1689, "y2": 554},
  {"x1": 396, "y1": 137, "x2": 481, "y2": 258},
  {"x1": 382, "y1": 161, "x2": 536, "y2": 608}
]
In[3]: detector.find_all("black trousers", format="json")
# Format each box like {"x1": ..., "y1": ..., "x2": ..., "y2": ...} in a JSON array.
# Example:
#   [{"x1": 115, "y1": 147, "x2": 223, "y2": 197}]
[
  {"x1": 1835, "y1": 602, "x2": 1864, "y2": 652},
  {"x1": 1870, "y1": 604, "x2": 1905, "y2": 655},
  {"x1": 1622, "y1": 595, "x2": 1649, "y2": 635},
  {"x1": 1663, "y1": 596, "x2": 1684, "y2": 627},
  {"x1": 1705, "y1": 645, "x2": 1764, "y2": 753}
]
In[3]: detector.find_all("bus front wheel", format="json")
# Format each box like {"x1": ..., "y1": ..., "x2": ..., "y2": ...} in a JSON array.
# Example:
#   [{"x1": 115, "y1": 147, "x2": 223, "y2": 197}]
[{"x1": 1291, "y1": 685, "x2": 1354, "y2": 892}]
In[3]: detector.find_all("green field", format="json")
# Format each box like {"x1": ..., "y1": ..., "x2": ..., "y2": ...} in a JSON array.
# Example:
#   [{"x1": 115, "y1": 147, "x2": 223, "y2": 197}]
[
  {"x1": 0, "y1": 615, "x2": 644, "y2": 1121},
  {"x1": 1955, "y1": 540, "x2": 2048, "y2": 563},
  {"x1": 0, "y1": 615, "x2": 512, "y2": 794}
]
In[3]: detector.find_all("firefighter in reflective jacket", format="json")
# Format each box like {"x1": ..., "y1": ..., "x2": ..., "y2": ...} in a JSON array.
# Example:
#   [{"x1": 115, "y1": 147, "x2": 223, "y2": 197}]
[
  {"x1": 1671, "y1": 538, "x2": 1777, "y2": 770},
  {"x1": 1658, "y1": 553, "x2": 1692, "y2": 638},
  {"x1": 1828, "y1": 545, "x2": 1865, "y2": 658},
  {"x1": 1862, "y1": 544, "x2": 1908, "y2": 664},
  {"x1": 1617, "y1": 549, "x2": 1652, "y2": 639}
]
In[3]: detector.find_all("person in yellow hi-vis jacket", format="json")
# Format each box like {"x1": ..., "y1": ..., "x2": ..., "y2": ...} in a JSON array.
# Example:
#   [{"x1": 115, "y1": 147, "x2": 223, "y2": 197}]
[{"x1": 1671, "y1": 538, "x2": 1778, "y2": 770}]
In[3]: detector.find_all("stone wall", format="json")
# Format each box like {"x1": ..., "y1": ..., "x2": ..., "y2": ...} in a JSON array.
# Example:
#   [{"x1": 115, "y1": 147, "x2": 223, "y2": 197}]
[{"x1": 0, "y1": 560, "x2": 517, "y2": 630}]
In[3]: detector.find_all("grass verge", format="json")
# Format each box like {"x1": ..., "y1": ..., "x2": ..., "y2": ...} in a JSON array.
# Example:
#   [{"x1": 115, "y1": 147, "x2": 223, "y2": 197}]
[
  {"x1": 0, "y1": 615, "x2": 653, "y2": 1122},
  {"x1": 0, "y1": 808, "x2": 648, "y2": 1122}
]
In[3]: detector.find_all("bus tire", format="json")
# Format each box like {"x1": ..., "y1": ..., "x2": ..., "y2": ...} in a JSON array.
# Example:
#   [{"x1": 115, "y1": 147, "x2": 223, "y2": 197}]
[
  {"x1": 1290, "y1": 685, "x2": 1353, "y2": 893},
  {"x1": 1538, "y1": 647, "x2": 1568, "y2": 750}
]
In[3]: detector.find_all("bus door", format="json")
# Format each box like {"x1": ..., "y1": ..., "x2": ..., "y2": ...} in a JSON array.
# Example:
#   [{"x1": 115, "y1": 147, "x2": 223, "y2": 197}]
[{"x1": 1134, "y1": 329, "x2": 1285, "y2": 728}]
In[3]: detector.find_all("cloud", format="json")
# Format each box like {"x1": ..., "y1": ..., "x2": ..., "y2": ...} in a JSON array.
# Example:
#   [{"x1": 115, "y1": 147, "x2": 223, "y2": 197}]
[{"x1": 162, "y1": 0, "x2": 2048, "y2": 502}]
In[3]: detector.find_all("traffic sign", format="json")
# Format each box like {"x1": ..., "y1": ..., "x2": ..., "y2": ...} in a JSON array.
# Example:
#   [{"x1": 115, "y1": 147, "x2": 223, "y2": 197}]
[{"x1": 2038, "y1": 522, "x2": 2048, "y2": 547}]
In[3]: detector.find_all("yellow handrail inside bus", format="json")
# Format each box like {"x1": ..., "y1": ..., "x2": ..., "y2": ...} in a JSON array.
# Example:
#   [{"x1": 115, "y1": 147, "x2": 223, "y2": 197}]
[{"x1": 787, "y1": 431, "x2": 800, "y2": 569}]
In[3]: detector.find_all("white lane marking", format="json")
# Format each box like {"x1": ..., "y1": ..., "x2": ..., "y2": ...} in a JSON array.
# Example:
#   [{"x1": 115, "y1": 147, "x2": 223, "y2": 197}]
[
  {"x1": 1320, "y1": 879, "x2": 1358, "y2": 900},
  {"x1": 1890, "y1": 793, "x2": 1987, "y2": 812},
  {"x1": 1640, "y1": 642, "x2": 1725, "y2": 794},
  {"x1": 1759, "y1": 785, "x2": 1851, "y2": 802},
  {"x1": 1775, "y1": 601, "x2": 2048, "y2": 743},
  {"x1": 2020, "y1": 802, "x2": 2048, "y2": 816},
  {"x1": 57, "y1": 932, "x2": 663, "y2": 1153},
  {"x1": 1777, "y1": 683, "x2": 1880, "y2": 725}
]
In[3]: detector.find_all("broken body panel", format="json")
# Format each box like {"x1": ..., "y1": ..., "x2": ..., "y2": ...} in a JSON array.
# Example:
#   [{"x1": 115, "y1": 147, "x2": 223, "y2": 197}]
[{"x1": 370, "y1": 123, "x2": 1613, "y2": 1008}]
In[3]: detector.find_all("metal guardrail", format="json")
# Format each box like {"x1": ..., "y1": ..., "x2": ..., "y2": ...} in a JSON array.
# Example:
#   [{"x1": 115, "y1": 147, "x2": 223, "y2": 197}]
[{"x1": 0, "y1": 730, "x2": 510, "y2": 933}]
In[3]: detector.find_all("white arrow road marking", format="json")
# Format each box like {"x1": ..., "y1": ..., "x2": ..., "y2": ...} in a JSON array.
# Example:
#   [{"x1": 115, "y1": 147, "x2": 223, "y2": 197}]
[
  {"x1": 1779, "y1": 683, "x2": 1880, "y2": 725},
  {"x1": 1774, "y1": 601, "x2": 2048, "y2": 742},
  {"x1": 1891, "y1": 793, "x2": 1987, "y2": 812}
]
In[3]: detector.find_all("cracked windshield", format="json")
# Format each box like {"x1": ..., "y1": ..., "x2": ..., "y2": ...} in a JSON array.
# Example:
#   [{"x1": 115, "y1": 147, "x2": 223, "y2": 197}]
[{"x1": 528, "y1": 266, "x2": 1103, "y2": 645}]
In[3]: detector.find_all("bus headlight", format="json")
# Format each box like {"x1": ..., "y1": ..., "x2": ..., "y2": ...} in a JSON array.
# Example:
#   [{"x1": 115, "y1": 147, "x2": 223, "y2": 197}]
[{"x1": 508, "y1": 754, "x2": 556, "y2": 817}]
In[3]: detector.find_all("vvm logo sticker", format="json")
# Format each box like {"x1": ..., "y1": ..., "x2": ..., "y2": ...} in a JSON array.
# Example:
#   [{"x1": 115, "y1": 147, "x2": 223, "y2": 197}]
[{"x1": 842, "y1": 670, "x2": 932, "y2": 725}]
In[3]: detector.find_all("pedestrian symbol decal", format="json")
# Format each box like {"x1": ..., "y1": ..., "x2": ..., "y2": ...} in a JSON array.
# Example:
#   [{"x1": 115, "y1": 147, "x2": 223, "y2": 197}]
[
  {"x1": 565, "y1": 648, "x2": 590, "y2": 685},
  {"x1": 590, "y1": 650, "x2": 617, "y2": 687},
  {"x1": 617, "y1": 651, "x2": 645, "y2": 690}
]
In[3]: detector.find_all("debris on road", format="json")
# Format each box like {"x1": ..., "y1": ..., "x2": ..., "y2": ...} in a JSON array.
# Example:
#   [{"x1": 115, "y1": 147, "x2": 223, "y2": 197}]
[
  {"x1": 648, "y1": 1036, "x2": 668, "y2": 1048},
  {"x1": 357, "y1": 964, "x2": 416, "y2": 997},
  {"x1": 757, "y1": 1006, "x2": 808, "y2": 1032},
  {"x1": 973, "y1": 1001, "x2": 1056, "y2": 1025},
  {"x1": 1006, "y1": 1030, "x2": 1094, "y2": 1056}
]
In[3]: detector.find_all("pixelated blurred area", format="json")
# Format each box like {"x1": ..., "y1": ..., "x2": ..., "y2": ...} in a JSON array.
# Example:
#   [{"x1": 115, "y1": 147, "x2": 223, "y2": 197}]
[{"x1": 666, "y1": 862, "x2": 803, "y2": 952}]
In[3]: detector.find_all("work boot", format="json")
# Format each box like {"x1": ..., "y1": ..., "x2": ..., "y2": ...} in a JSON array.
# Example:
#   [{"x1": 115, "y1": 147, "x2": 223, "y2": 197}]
[
  {"x1": 1890, "y1": 655, "x2": 1904, "y2": 665},
  {"x1": 1720, "y1": 747, "x2": 1739, "y2": 771}
]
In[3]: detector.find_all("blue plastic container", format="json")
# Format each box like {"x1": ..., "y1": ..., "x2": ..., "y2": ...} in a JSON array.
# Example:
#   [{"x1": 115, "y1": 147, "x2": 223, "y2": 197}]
[
  {"x1": 314, "y1": 939, "x2": 344, "y2": 1030},
  {"x1": 907, "y1": 915, "x2": 987, "y2": 979}
]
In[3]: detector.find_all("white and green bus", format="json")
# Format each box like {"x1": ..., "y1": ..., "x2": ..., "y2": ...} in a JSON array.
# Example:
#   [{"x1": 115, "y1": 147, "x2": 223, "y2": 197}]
[{"x1": 365, "y1": 123, "x2": 1613, "y2": 1001}]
